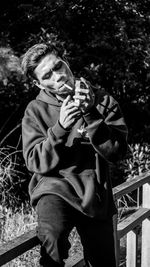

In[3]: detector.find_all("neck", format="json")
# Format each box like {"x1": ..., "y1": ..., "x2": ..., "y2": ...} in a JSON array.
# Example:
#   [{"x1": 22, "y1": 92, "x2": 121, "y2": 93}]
[{"x1": 44, "y1": 89, "x2": 65, "y2": 103}]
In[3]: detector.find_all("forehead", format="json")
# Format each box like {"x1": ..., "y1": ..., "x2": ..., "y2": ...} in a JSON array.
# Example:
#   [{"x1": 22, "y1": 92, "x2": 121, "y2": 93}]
[{"x1": 34, "y1": 53, "x2": 59, "y2": 79}]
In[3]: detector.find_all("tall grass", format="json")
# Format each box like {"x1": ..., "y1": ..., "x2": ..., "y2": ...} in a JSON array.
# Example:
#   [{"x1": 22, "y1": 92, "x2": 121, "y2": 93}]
[
  {"x1": 0, "y1": 145, "x2": 29, "y2": 208},
  {"x1": 0, "y1": 204, "x2": 40, "y2": 267}
]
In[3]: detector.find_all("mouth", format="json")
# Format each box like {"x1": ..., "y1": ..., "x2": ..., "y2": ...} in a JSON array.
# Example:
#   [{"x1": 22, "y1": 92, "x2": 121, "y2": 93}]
[
  {"x1": 58, "y1": 82, "x2": 66, "y2": 90},
  {"x1": 59, "y1": 81, "x2": 73, "y2": 91}
]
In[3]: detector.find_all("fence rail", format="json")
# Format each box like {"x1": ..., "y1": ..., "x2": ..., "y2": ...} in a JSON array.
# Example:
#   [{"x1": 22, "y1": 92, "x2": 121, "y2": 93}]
[
  {"x1": 0, "y1": 172, "x2": 150, "y2": 267},
  {"x1": 113, "y1": 171, "x2": 150, "y2": 267}
]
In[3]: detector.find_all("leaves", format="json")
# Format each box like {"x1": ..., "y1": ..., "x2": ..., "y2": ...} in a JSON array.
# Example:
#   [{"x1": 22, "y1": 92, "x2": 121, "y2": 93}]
[
  {"x1": 115, "y1": 143, "x2": 150, "y2": 182},
  {"x1": 0, "y1": 47, "x2": 23, "y2": 85},
  {"x1": 0, "y1": 145, "x2": 30, "y2": 208}
]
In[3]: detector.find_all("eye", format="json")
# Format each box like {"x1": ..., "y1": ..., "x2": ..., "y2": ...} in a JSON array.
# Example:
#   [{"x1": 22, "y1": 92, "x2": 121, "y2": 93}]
[
  {"x1": 53, "y1": 61, "x2": 63, "y2": 71},
  {"x1": 43, "y1": 71, "x2": 52, "y2": 80}
]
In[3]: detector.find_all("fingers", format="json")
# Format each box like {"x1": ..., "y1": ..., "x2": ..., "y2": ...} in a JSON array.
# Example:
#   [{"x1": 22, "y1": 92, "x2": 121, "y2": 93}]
[
  {"x1": 61, "y1": 98, "x2": 81, "y2": 119},
  {"x1": 75, "y1": 78, "x2": 90, "y2": 99},
  {"x1": 75, "y1": 88, "x2": 90, "y2": 94},
  {"x1": 65, "y1": 106, "x2": 81, "y2": 118},
  {"x1": 80, "y1": 77, "x2": 89, "y2": 88},
  {"x1": 67, "y1": 100, "x2": 80, "y2": 109},
  {"x1": 73, "y1": 88, "x2": 90, "y2": 103},
  {"x1": 61, "y1": 109, "x2": 81, "y2": 129},
  {"x1": 61, "y1": 78, "x2": 94, "y2": 120},
  {"x1": 74, "y1": 79, "x2": 94, "y2": 104},
  {"x1": 62, "y1": 96, "x2": 80, "y2": 108},
  {"x1": 66, "y1": 110, "x2": 81, "y2": 120},
  {"x1": 64, "y1": 110, "x2": 81, "y2": 128},
  {"x1": 73, "y1": 94, "x2": 87, "y2": 102},
  {"x1": 62, "y1": 95, "x2": 72, "y2": 107}
]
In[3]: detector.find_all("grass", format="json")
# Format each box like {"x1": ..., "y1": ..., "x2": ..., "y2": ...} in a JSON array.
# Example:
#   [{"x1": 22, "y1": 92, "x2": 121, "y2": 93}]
[
  {"x1": 0, "y1": 204, "x2": 83, "y2": 267},
  {"x1": 0, "y1": 204, "x2": 40, "y2": 267}
]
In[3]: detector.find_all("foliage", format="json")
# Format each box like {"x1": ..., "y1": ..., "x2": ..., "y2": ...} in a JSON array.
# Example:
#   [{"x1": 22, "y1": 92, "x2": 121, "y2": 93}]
[
  {"x1": 0, "y1": 47, "x2": 24, "y2": 116},
  {"x1": 0, "y1": 46, "x2": 38, "y2": 145},
  {"x1": 0, "y1": 0, "x2": 150, "y2": 143},
  {"x1": 0, "y1": 145, "x2": 30, "y2": 208},
  {"x1": 0, "y1": 205, "x2": 40, "y2": 267},
  {"x1": 0, "y1": 47, "x2": 22, "y2": 85},
  {"x1": 113, "y1": 143, "x2": 150, "y2": 221},
  {"x1": 116, "y1": 143, "x2": 150, "y2": 181}
]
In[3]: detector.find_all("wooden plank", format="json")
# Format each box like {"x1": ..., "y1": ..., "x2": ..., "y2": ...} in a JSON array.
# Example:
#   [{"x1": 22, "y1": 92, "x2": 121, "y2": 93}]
[
  {"x1": 113, "y1": 172, "x2": 150, "y2": 200},
  {"x1": 0, "y1": 229, "x2": 39, "y2": 266},
  {"x1": 118, "y1": 207, "x2": 150, "y2": 239},
  {"x1": 126, "y1": 229, "x2": 138, "y2": 267},
  {"x1": 141, "y1": 218, "x2": 150, "y2": 267},
  {"x1": 141, "y1": 183, "x2": 150, "y2": 267},
  {"x1": 113, "y1": 213, "x2": 120, "y2": 267}
]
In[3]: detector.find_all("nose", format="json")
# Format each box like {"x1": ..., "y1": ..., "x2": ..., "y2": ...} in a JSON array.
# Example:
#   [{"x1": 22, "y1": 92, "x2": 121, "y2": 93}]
[{"x1": 54, "y1": 72, "x2": 67, "y2": 83}]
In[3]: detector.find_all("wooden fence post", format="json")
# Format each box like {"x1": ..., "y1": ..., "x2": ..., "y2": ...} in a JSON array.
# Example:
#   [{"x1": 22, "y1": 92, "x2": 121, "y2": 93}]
[
  {"x1": 113, "y1": 212, "x2": 120, "y2": 267},
  {"x1": 141, "y1": 183, "x2": 150, "y2": 267},
  {"x1": 126, "y1": 228, "x2": 138, "y2": 267}
]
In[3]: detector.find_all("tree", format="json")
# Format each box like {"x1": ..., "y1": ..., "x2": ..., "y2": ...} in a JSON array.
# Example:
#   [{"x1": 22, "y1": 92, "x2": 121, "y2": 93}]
[{"x1": 1, "y1": 0, "x2": 150, "y2": 142}]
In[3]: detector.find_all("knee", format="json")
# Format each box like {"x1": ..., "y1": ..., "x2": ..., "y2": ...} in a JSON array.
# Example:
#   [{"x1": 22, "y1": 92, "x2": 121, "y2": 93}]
[
  {"x1": 37, "y1": 225, "x2": 70, "y2": 264},
  {"x1": 36, "y1": 195, "x2": 72, "y2": 263}
]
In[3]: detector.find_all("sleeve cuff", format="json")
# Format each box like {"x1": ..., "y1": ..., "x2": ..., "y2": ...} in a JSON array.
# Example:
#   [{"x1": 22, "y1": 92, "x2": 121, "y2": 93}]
[{"x1": 50, "y1": 120, "x2": 70, "y2": 139}]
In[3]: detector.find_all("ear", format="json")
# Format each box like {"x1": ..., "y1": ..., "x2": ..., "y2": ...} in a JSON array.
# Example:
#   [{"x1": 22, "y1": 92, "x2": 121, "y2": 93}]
[{"x1": 33, "y1": 79, "x2": 45, "y2": 90}]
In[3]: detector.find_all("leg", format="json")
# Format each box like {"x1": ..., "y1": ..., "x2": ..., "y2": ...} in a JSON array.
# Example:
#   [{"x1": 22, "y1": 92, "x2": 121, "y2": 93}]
[
  {"x1": 76, "y1": 216, "x2": 116, "y2": 267},
  {"x1": 36, "y1": 194, "x2": 74, "y2": 267}
]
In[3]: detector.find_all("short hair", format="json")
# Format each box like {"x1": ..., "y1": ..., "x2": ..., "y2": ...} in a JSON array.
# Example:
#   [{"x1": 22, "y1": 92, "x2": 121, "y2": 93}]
[{"x1": 21, "y1": 43, "x2": 64, "y2": 82}]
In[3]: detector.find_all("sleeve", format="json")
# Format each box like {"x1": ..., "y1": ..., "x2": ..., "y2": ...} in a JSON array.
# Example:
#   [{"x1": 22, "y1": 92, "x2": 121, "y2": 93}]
[
  {"x1": 22, "y1": 108, "x2": 70, "y2": 175},
  {"x1": 83, "y1": 94, "x2": 128, "y2": 162}
]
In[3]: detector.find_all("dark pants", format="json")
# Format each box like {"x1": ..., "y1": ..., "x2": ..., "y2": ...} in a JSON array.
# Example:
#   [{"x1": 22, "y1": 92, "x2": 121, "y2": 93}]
[{"x1": 36, "y1": 194, "x2": 116, "y2": 267}]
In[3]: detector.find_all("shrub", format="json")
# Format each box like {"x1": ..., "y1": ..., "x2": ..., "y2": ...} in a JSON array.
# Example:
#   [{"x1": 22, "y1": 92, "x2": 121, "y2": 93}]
[
  {"x1": 116, "y1": 143, "x2": 150, "y2": 182},
  {"x1": 0, "y1": 145, "x2": 30, "y2": 208}
]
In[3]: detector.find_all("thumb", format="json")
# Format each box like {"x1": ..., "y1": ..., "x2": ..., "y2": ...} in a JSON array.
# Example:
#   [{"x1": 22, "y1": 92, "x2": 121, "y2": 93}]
[{"x1": 80, "y1": 77, "x2": 89, "y2": 88}]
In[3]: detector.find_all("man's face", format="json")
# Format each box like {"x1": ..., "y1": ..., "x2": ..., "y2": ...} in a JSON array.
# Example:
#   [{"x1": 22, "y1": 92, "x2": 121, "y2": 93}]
[{"x1": 34, "y1": 53, "x2": 75, "y2": 96}]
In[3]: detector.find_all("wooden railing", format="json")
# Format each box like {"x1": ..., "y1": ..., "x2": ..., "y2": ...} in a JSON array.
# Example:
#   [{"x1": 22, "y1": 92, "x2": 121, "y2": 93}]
[
  {"x1": 113, "y1": 171, "x2": 150, "y2": 267},
  {"x1": 0, "y1": 172, "x2": 150, "y2": 267}
]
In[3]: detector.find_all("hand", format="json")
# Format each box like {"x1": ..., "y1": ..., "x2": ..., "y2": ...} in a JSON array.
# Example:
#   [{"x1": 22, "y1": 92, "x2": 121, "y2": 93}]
[
  {"x1": 73, "y1": 77, "x2": 95, "y2": 114},
  {"x1": 59, "y1": 95, "x2": 81, "y2": 129}
]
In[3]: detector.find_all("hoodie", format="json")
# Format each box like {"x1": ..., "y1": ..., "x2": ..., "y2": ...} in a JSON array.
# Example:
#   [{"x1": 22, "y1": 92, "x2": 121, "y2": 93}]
[{"x1": 22, "y1": 87, "x2": 128, "y2": 220}]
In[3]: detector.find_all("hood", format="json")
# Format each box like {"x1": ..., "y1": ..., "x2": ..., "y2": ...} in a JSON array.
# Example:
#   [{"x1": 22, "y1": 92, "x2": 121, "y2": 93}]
[{"x1": 36, "y1": 89, "x2": 62, "y2": 107}]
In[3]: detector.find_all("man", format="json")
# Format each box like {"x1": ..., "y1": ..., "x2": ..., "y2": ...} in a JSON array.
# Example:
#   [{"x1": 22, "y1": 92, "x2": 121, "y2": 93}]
[{"x1": 21, "y1": 43, "x2": 128, "y2": 267}]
